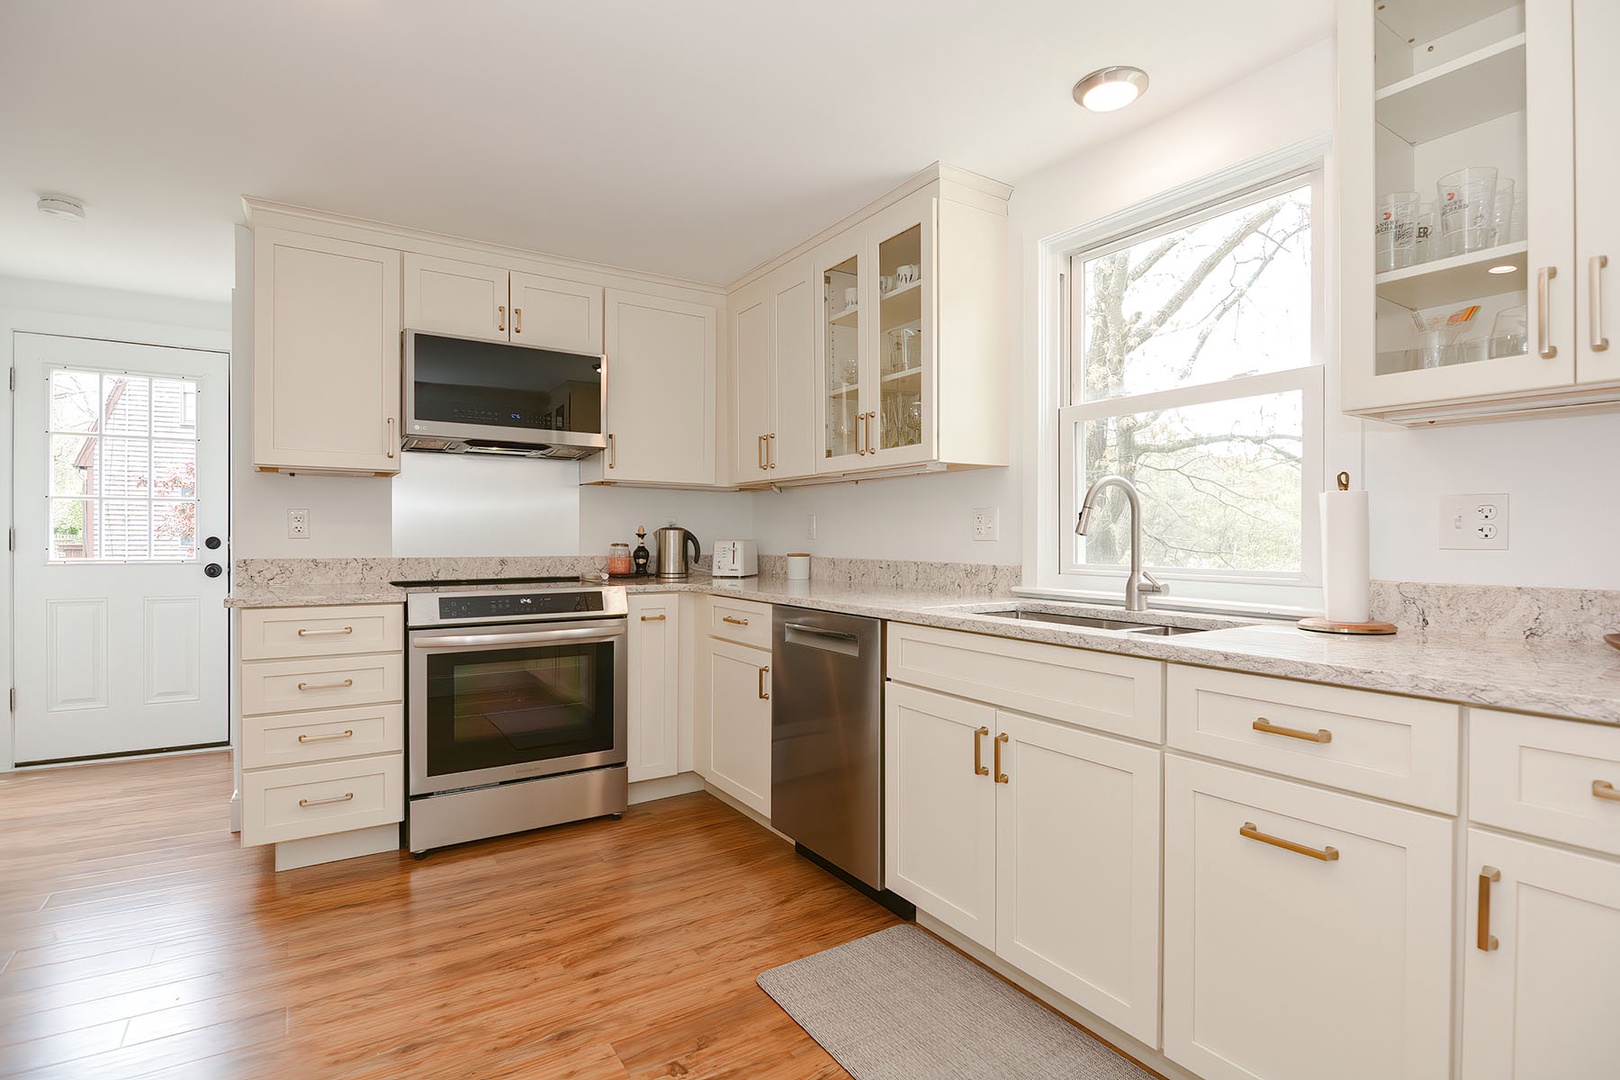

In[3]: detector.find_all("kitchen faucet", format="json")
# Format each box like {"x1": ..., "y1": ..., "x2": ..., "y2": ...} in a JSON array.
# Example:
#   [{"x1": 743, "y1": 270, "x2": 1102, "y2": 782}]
[{"x1": 1075, "y1": 474, "x2": 1165, "y2": 613}]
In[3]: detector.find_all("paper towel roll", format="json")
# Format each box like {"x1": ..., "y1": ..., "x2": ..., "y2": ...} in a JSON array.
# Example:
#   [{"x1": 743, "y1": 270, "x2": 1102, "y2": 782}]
[{"x1": 1320, "y1": 487, "x2": 1370, "y2": 624}]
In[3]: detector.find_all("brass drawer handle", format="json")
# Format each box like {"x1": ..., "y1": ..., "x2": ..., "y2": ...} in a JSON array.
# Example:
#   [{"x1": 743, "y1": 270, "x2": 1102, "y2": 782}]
[
  {"x1": 607, "y1": 433, "x2": 616, "y2": 469},
  {"x1": 1478, "y1": 866, "x2": 1501, "y2": 951},
  {"x1": 298, "y1": 792, "x2": 355, "y2": 809},
  {"x1": 296, "y1": 678, "x2": 354, "y2": 692},
  {"x1": 994, "y1": 732, "x2": 1009, "y2": 784},
  {"x1": 973, "y1": 726, "x2": 990, "y2": 776},
  {"x1": 1253, "y1": 718, "x2": 1332, "y2": 744},
  {"x1": 513, "y1": 306, "x2": 522, "y2": 335},
  {"x1": 758, "y1": 665, "x2": 770, "y2": 701},
  {"x1": 497, "y1": 304, "x2": 506, "y2": 332},
  {"x1": 297, "y1": 626, "x2": 354, "y2": 637},
  {"x1": 1240, "y1": 821, "x2": 1339, "y2": 862},
  {"x1": 297, "y1": 729, "x2": 354, "y2": 743},
  {"x1": 758, "y1": 434, "x2": 768, "y2": 471},
  {"x1": 640, "y1": 614, "x2": 666, "y2": 622},
  {"x1": 722, "y1": 615, "x2": 749, "y2": 626},
  {"x1": 1537, "y1": 266, "x2": 1558, "y2": 359},
  {"x1": 1594, "y1": 780, "x2": 1620, "y2": 802}
]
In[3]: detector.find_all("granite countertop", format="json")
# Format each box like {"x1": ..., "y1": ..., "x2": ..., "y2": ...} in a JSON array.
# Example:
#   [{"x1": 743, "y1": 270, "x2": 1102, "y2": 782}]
[{"x1": 227, "y1": 574, "x2": 1620, "y2": 727}]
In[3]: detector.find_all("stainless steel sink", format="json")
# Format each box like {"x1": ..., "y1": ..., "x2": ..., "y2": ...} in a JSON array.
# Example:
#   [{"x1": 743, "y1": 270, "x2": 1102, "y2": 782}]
[{"x1": 970, "y1": 608, "x2": 1213, "y2": 635}]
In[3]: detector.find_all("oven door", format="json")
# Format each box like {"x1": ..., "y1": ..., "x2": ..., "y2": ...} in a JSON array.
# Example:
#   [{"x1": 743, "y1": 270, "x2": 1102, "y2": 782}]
[{"x1": 408, "y1": 619, "x2": 627, "y2": 796}]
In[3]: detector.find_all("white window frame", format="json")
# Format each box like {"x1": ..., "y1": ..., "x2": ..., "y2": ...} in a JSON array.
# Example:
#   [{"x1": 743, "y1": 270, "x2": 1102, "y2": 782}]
[{"x1": 1025, "y1": 139, "x2": 1353, "y2": 616}]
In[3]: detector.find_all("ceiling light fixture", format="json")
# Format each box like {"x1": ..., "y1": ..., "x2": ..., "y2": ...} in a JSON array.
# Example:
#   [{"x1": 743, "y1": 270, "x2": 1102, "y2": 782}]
[
  {"x1": 1487, "y1": 264, "x2": 1518, "y2": 275},
  {"x1": 37, "y1": 194, "x2": 86, "y2": 221},
  {"x1": 1072, "y1": 66, "x2": 1150, "y2": 112}
]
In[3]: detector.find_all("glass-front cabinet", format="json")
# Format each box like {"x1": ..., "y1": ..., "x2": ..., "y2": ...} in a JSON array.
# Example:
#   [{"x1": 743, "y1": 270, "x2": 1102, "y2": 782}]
[{"x1": 1338, "y1": 0, "x2": 1618, "y2": 422}]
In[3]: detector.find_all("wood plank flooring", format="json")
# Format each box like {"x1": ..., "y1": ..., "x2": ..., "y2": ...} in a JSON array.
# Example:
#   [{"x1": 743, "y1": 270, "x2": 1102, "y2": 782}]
[{"x1": 0, "y1": 753, "x2": 901, "y2": 1078}]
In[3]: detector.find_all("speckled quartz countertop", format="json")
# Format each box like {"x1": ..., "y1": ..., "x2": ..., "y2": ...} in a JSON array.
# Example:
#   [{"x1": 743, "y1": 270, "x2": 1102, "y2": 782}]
[{"x1": 227, "y1": 574, "x2": 1620, "y2": 726}]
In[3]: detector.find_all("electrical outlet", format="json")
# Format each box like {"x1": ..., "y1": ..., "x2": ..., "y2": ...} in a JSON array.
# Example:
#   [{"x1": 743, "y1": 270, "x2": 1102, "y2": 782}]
[
  {"x1": 971, "y1": 507, "x2": 999, "y2": 542},
  {"x1": 287, "y1": 508, "x2": 310, "y2": 539},
  {"x1": 806, "y1": 514, "x2": 818, "y2": 541},
  {"x1": 1439, "y1": 493, "x2": 1508, "y2": 550}
]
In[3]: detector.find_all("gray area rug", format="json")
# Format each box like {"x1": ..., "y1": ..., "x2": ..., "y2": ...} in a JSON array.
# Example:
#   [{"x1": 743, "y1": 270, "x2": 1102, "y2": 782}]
[{"x1": 757, "y1": 924, "x2": 1155, "y2": 1080}]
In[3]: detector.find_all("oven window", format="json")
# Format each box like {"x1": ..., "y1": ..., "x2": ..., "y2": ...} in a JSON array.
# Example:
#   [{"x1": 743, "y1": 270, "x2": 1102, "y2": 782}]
[{"x1": 424, "y1": 642, "x2": 615, "y2": 778}]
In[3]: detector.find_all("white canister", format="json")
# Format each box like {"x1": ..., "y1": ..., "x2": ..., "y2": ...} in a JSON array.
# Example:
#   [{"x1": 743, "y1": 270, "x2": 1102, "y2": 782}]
[{"x1": 786, "y1": 552, "x2": 810, "y2": 581}]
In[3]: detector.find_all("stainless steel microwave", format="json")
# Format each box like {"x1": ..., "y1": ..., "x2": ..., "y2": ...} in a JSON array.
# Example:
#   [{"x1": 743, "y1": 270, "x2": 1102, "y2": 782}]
[{"x1": 400, "y1": 329, "x2": 607, "y2": 459}]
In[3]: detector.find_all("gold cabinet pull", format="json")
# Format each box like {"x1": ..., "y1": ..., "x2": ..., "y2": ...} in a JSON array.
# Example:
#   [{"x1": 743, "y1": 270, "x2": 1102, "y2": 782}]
[
  {"x1": 1537, "y1": 266, "x2": 1557, "y2": 359},
  {"x1": 386, "y1": 416, "x2": 396, "y2": 459},
  {"x1": 607, "y1": 433, "x2": 616, "y2": 469},
  {"x1": 297, "y1": 729, "x2": 354, "y2": 743},
  {"x1": 1591, "y1": 255, "x2": 1610, "y2": 352},
  {"x1": 513, "y1": 306, "x2": 523, "y2": 335},
  {"x1": 1240, "y1": 821, "x2": 1339, "y2": 862},
  {"x1": 994, "y1": 732, "x2": 1009, "y2": 784},
  {"x1": 972, "y1": 726, "x2": 990, "y2": 776},
  {"x1": 854, "y1": 411, "x2": 865, "y2": 456},
  {"x1": 497, "y1": 304, "x2": 506, "y2": 332},
  {"x1": 1478, "y1": 865, "x2": 1501, "y2": 951},
  {"x1": 722, "y1": 615, "x2": 749, "y2": 626},
  {"x1": 298, "y1": 791, "x2": 355, "y2": 809},
  {"x1": 1252, "y1": 718, "x2": 1332, "y2": 744},
  {"x1": 768, "y1": 433, "x2": 776, "y2": 468},
  {"x1": 297, "y1": 626, "x2": 353, "y2": 637},
  {"x1": 863, "y1": 411, "x2": 876, "y2": 455},
  {"x1": 1593, "y1": 780, "x2": 1620, "y2": 802},
  {"x1": 639, "y1": 614, "x2": 666, "y2": 622},
  {"x1": 296, "y1": 678, "x2": 354, "y2": 692},
  {"x1": 758, "y1": 434, "x2": 768, "y2": 471},
  {"x1": 758, "y1": 665, "x2": 770, "y2": 701}
]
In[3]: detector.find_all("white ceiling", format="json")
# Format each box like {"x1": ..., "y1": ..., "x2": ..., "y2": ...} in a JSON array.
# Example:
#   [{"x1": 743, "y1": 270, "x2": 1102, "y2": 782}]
[{"x1": 0, "y1": 1, "x2": 1332, "y2": 301}]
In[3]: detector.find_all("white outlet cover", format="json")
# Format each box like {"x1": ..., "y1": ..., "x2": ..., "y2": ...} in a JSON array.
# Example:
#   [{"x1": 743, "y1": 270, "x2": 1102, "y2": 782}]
[
  {"x1": 1438, "y1": 493, "x2": 1508, "y2": 550},
  {"x1": 971, "y1": 507, "x2": 999, "y2": 541}
]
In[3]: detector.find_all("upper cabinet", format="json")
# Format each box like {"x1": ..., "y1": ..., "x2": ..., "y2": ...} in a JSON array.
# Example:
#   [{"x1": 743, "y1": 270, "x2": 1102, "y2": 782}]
[
  {"x1": 731, "y1": 256, "x2": 817, "y2": 483},
  {"x1": 1338, "y1": 0, "x2": 1618, "y2": 423},
  {"x1": 403, "y1": 252, "x2": 604, "y2": 355},
  {"x1": 252, "y1": 227, "x2": 402, "y2": 475}
]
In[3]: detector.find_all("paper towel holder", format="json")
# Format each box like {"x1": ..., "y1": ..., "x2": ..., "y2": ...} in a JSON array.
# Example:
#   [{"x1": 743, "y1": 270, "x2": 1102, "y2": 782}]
[{"x1": 1300, "y1": 469, "x2": 1398, "y2": 635}]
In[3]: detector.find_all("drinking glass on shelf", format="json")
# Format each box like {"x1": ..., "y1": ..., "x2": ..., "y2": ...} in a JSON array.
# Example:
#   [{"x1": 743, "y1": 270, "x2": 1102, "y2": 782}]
[
  {"x1": 1376, "y1": 191, "x2": 1419, "y2": 272},
  {"x1": 1413, "y1": 202, "x2": 1437, "y2": 263},
  {"x1": 1491, "y1": 179, "x2": 1515, "y2": 247},
  {"x1": 1489, "y1": 306, "x2": 1528, "y2": 358},
  {"x1": 1437, "y1": 167, "x2": 1498, "y2": 256},
  {"x1": 1509, "y1": 191, "x2": 1528, "y2": 244}
]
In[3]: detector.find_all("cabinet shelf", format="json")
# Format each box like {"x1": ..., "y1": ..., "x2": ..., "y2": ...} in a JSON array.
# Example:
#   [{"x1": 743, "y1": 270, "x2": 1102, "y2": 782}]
[
  {"x1": 1375, "y1": 240, "x2": 1527, "y2": 310},
  {"x1": 829, "y1": 304, "x2": 860, "y2": 328},
  {"x1": 881, "y1": 365, "x2": 922, "y2": 385},
  {"x1": 1376, "y1": 34, "x2": 1526, "y2": 143},
  {"x1": 828, "y1": 382, "x2": 860, "y2": 398}
]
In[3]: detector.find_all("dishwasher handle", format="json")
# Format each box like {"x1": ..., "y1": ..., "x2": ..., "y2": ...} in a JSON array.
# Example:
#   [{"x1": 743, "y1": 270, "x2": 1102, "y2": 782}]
[{"x1": 782, "y1": 622, "x2": 862, "y2": 657}]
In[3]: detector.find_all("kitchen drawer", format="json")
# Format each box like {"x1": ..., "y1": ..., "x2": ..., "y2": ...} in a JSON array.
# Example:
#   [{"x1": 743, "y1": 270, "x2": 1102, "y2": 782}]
[
  {"x1": 706, "y1": 597, "x2": 772, "y2": 649},
  {"x1": 241, "y1": 702, "x2": 404, "y2": 770},
  {"x1": 241, "y1": 653, "x2": 403, "y2": 717},
  {"x1": 1470, "y1": 709, "x2": 1620, "y2": 855},
  {"x1": 239, "y1": 604, "x2": 403, "y2": 660},
  {"x1": 886, "y1": 622, "x2": 1163, "y2": 742},
  {"x1": 241, "y1": 753, "x2": 402, "y2": 847},
  {"x1": 1166, "y1": 667, "x2": 1459, "y2": 813}
]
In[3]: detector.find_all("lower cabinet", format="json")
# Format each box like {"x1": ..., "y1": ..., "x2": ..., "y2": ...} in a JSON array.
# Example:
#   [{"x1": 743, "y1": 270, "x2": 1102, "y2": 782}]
[
  {"x1": 885, "y1": 681, "x2": 1163, "y2": 1047},
  {"x1": 627, "y1": 593, "x2": 680, "y2": 782},
  {"x1": 700, "y1": 636, "x2": 772, "y2": 816},
  {"x1": 1161, "y1": 754, "x2": 1454, "y2": 1080}
]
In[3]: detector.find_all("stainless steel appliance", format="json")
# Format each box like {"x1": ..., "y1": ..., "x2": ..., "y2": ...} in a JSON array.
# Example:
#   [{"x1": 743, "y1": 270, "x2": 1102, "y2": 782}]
[
  {"x1": 771, "y1": 606, "x2": 895, "y2": 898},
  {"x1": 401, "y1": 329, "x2": 607, "y2": 458},
  {"x1": 711, "y1": 539, "x2": 758, "y2": 578},
  {"x1": 654, "y1": 525, "x2": 700, "y2": 579},
  {"x1": 403, "y1": 579, "x2": 628, "y2": 853}
]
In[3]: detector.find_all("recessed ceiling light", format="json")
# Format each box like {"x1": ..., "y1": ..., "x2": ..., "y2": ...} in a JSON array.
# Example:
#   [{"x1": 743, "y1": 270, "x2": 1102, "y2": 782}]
[
  {"x1": 1072, "y1": 66, "x2": 1150, "y2": 112},
  {"x1": 37, "y1": 194, "x2": 86, "y2": 221},
  {"x1": 1487, "y1": 264, "x2": 1518, "y2": 275}
]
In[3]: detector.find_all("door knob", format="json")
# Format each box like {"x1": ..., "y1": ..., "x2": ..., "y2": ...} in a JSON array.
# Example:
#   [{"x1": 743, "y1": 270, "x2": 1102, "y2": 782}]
[
  {"x1": 204, "y1": 536, "x2": 222, "y2": 550},
  {"x1": 204, "y1": 563, "x2": 223, "y2": 578}
]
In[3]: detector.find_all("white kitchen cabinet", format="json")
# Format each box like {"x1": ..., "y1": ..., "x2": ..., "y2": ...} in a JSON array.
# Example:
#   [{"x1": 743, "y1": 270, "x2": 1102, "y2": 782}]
[
  {"x1": 702, "y1": 636, "x2": 772, "y2": 816},
  {"x1": 404, "y1": 252, "x2": 604, "y2": 354},
  {"x1": 1338, "y1": 0, "x2": 1620, "y2": 423},
  {"x1": 732, "y1": 256, "x2": 816, "y2": 483},
  {"x1": 812, "y1": 175, "x2": 1009, "y2": 476},
  {"x1": 1161, "y1": 754, "x2": 1454, "y2": 1080},
  {"x1": 884, "y1": 681, "x2": 1163, "y2": 1046},
  {"x1": 252, "y1": 227, "x2": 401, "y2": 475},
  {"x1": 581, "y1": 290, "x2": 719, "y2": 486},
  {"x1": 1460, "y1": 829, "x2": 1620, "y2": 1079},
  {"x1": 627, "y1": 593, "x2": 680, "y2": 783}
]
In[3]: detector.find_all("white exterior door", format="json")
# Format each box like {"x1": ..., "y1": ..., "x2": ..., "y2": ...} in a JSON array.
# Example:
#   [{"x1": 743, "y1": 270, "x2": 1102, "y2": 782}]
[{"x1": 12, "y1": 334, "x2": 230, "y2": 764}]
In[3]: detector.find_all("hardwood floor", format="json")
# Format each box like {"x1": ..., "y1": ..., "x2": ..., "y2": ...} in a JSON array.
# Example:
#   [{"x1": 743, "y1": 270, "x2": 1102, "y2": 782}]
[{"x1": 0, "y1": 753, "x2": 901, "y2": 1078}]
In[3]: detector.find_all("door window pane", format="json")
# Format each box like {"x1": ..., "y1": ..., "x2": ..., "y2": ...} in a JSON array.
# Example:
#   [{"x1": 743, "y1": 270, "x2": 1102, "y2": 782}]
[
  {"x1": 51, "y1": 435, "x2": 97, "y2": 496},
  {"x1": 49, "y1": 371, "x2": 101, "y2": 433},
  {"x1": 51, "y1": 500, "x2": 92, "y2": 560}
]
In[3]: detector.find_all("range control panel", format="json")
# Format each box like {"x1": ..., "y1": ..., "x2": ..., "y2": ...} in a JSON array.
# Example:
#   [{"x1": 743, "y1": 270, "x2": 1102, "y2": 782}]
[{"x1": 436, "y1": 591, "x2": 606, "y2": 622}]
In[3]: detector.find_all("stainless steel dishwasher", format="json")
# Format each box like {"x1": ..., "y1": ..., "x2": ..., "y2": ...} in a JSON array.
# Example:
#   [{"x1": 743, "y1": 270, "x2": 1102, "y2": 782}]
[{"x1": 771, "y1": 606, "x2": 889, "y2": 892}]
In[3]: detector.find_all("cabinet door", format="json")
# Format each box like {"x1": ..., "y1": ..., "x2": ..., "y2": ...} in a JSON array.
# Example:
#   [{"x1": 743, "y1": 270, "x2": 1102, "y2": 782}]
[
  {"x1": 884, "y1": 682, "x2": 997, "y2": 948},
  {"x1": 770, "y1": 259, "x2": 818, "y2": 480},
  {"x1": 995, "y1": 712, "x2": 1162, "y2": 1047},
  {"x1": 1574, "y1": 0, "x2": 1620, "y2": 385},
  {"x1": 1162, "y1": 755, "x2": 1453, "y2": 1080},
  {"x1": 402, "y1": 252, "x2": 510, "y2": 342},
  {"x1": 731, "y1": 279, "x2": 773, "y2": 482},
  {"x1": 627, "y1": 594, "x2": 679, "y2": 783},
  {"x1": 815, "y1": 237, "x2": 866, "y2": 470},
  {"x1": 253, "y1": 228, "x2": 401, "y2": 474},
  {"x1": 705, "y1": 638, "x2": 771, "y2": 816},
  {"x1": 865, "y1": 197, "x2": 935, "y2": 467},
  {"x1": 1462, "y1": 829, "x2": 1620, "y2": 1079},
  {"x1": 510, "y1": 272, "x2": 603, "y2": 354},
  {"x1": 597, "y1": 290, "x2": 717, "y2": 484}
]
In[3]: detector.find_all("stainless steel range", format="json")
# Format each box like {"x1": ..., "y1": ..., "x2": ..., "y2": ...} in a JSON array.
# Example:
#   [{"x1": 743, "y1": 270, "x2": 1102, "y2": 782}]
[{"x1": 401, "y1": 578, "x2": 628, "y2": 854}]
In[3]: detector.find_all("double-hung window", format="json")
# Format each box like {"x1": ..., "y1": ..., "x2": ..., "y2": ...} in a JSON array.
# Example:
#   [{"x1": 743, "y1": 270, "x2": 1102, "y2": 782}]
[{"x1": 1057, "y1": 167, "x2": 1326, "y2": 608}]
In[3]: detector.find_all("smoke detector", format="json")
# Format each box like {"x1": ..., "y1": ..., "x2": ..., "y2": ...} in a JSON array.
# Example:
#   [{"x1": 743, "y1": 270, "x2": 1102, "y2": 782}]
[{"x1": 37, "y1": 194, "x2": 86, "y2": 221}]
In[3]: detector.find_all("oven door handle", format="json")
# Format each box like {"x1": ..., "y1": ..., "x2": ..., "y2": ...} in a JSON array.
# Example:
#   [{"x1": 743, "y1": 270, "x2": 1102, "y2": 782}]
[{"x1": 412, "y1": 626, "x2": 624, "y2": 649}]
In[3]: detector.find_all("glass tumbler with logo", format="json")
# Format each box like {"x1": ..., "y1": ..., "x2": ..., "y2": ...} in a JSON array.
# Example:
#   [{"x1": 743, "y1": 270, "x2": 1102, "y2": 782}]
[
  {"x1": 1376, "y1": 191, "x2": 1419, "y2": 272},
  {"x1": 1436, "y1": 167, "x2": 1499, "y2": 257}
]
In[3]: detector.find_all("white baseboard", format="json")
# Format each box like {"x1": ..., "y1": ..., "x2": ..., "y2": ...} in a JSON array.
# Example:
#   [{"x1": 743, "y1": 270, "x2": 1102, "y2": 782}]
[
  {"x1": 627, "y1": 772, "x2": 705, "y2": 805},
  {"x1": 273, "y1": 823, "x2": 399, "y2": 872}
]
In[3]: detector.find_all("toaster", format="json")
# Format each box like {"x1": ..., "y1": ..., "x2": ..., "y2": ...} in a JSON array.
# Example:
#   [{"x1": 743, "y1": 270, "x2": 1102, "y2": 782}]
[{"x1": 711, "y1": 539, "x2": 759, "y2": 578}]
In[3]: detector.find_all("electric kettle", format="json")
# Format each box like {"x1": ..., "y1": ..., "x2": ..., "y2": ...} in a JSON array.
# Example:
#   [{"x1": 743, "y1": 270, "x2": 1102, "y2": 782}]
[{"x1": 654, "y1": 526, "x2": 701, "y2": 579}]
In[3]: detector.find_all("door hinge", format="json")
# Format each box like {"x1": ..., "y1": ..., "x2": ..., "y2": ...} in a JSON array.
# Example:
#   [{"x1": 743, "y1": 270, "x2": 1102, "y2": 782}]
[
  {"x1": 8, "y1": 368, "x2": 13, "y2": 392},
  {"x1": 7, "y1": 527, "x2": 12, "y2": 552},
  {"x1": 8, "y1": 688, "x2": 14, "y2": 713}
]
